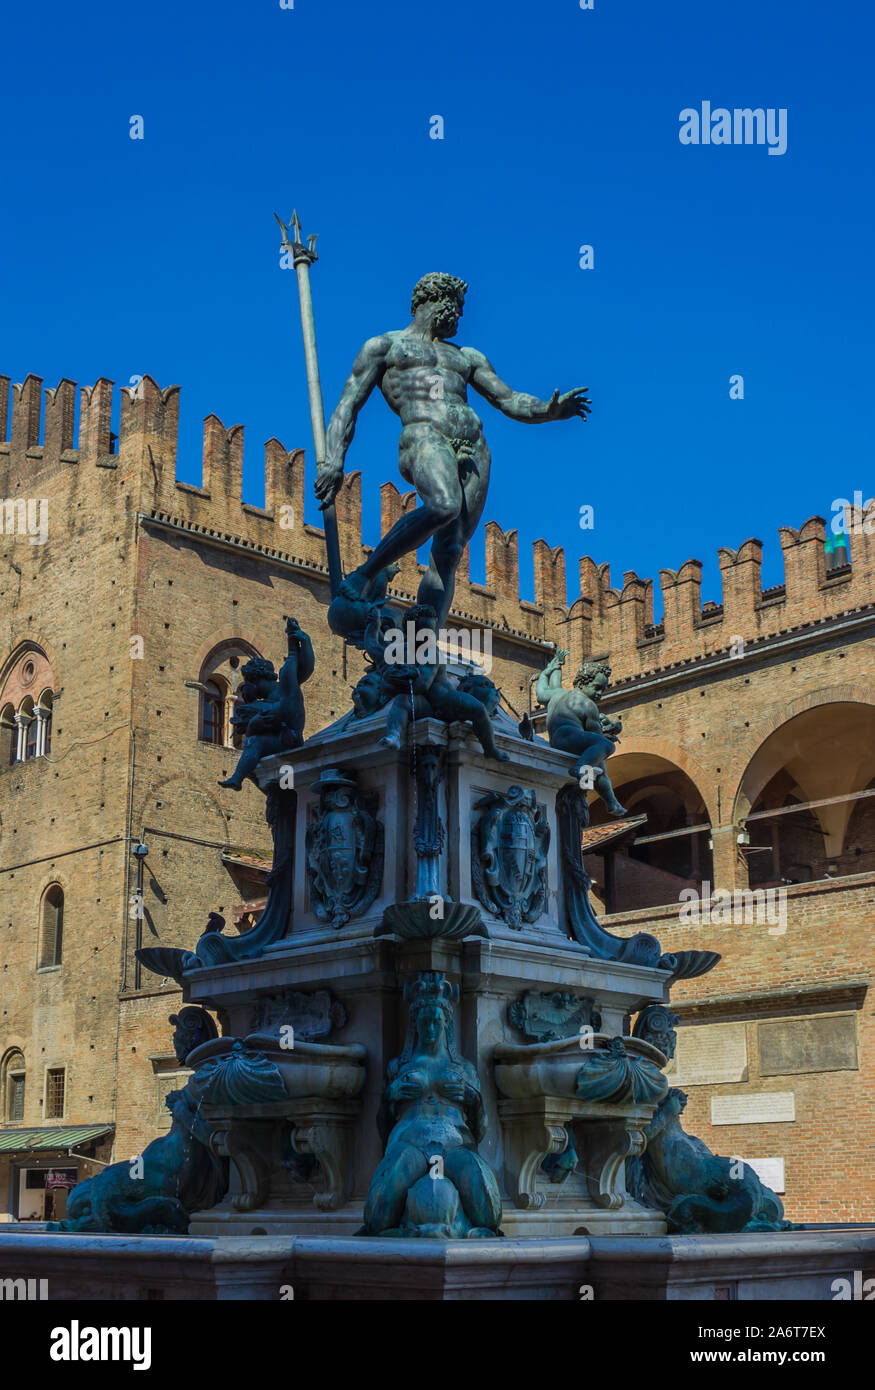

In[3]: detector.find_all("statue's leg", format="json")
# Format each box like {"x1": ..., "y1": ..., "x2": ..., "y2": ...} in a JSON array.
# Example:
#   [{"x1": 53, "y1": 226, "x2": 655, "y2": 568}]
[
  {"x1": 549, "y1": 725, "x2": 627, "y2": 815},
  {"x1": 348, "y1": 425, "x2": 463, "y2": 594},
  {"x1": 420, "y1": 435, "x2": 491, "y2": 628},
  {"x1": 362, "y1": 1143, "x2": 428, "y2": 1234},
  {"x1": 218, "y1": 735, "x2": 267, "y2": 790},
  {"x1": 444, "y1": 1148, "x2": 502, "y2": 1233},
  {"x1": 593, "y1": 767, "x2": 627, "y2": 817},
  {"x1": 450, "y1": 691, "x2": 509, "y2": 762}
]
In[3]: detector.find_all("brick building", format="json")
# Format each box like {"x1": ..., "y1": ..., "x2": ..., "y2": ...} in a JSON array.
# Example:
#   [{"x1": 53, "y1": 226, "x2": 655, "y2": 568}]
[{"x1": 0, "y1": 370, "x2": 871, "y2": 1224}]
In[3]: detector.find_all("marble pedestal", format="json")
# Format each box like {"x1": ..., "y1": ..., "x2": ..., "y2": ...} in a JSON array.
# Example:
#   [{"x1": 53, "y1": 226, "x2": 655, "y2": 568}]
[{"x1": 186, "y1": 711, "x2": 671, "y2": 1239}]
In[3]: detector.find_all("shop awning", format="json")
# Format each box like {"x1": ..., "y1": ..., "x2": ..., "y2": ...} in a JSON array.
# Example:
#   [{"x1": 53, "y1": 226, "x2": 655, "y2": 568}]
[{"x1": 0, "y1": 1125, "x2": 113, "y2": 1153}]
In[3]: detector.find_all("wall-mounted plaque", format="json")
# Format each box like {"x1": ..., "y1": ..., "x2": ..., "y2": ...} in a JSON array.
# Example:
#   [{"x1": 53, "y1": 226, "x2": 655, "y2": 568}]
[
  {"x1": 743, "y1": 1156, "x2": 786, "y2": 1193},
  {"x1": 711, "y1": 1091, "x2": 795, "y2": 1125},
  {"x1": 758, "y1": 1014, "x2": 858, "y2": 1076},
  {"x1": 665, "y1": 1021, "x2": 748, "y2": 1085}
]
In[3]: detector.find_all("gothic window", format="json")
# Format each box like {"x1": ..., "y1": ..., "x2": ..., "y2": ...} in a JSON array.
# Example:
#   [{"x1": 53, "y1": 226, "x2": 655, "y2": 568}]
[
  {"x1": 196, "y1": 645, "x2": 261, "y2": 749},
  {"x1": 39, "y1": 884, "x2": 64, "y2": 968},
  {"x1": 36, "y1": 689, "x2": 53, "y2": 756},
  {"x1": 2, "y1": 1050, "x2": 26, "y2": 1122},
  {"x1": 0, "y1": 646, "x2": 56, "y2": 768},
  {"x1": 23, "y1": 699, "x2": 38, "y2": 760},
  {"x1": 200, "y1": 678, "x2": 227, "y2": 745}
]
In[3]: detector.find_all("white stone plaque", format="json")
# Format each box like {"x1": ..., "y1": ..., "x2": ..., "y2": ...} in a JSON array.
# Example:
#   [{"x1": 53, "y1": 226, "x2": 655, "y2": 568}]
[
  {"x1": 666, "y1": 1022, "x2": 748, "y2": 1085},
  {"x1": 711, "y1": 1092, "x2": 795, "y2": 1125},
  {"x1": 743, "y1": 1156, "x2": 786, "y2": 1193}
]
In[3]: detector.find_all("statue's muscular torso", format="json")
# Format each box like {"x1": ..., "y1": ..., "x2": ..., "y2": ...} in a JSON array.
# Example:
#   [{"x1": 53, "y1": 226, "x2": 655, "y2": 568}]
[
  {"x1": 375, "y1": 330, "x2": 486, "y2": 445},
  {"x1": 545, "y1": 685, "x2": 600, "y2": 738}
]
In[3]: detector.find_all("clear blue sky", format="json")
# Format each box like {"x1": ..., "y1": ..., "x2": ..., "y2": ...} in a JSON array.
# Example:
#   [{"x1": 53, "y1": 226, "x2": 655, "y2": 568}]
[{"x1": 2, "y1": 0, "x2": 872, "y2": 610}]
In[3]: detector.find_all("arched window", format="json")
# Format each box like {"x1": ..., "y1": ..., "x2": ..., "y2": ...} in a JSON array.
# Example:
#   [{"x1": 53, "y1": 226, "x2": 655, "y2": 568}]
[
  {"x1": 200, "y1": 678, "x2": 227, "y2": 746},
  {"x1": 36, "y1": 689, "x2": 53, "y2": 757},
  {"x1": 195, "y1": 644, "x2": 262, "y2": 749},
  {"x1": 0, "y1": 646, "x2": 56, "y2": 769},
  {"x1": 39, "y1": 885, "x2": 64, "y2": 968},
  {"x1": 17, "y1": 696, "x2": 36, "y2": 761},
  {"x1": 0, "y1": 704, "x2": 14, "y2": 766},
  {"x1": 1, "y1": 1049, "x2": 26, "y2": 1122}
]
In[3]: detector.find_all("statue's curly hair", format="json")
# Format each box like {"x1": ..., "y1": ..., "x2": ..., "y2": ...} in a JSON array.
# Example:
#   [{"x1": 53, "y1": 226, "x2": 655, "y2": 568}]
[
  {"x1": 574, "y1": 659, "x2": 612, "y2": 689},
  {"x1": 240, "y1": 656, "x2": 277, "y2": 681},
  {"x1": 410, "y1": 272, "x2": 467, "y2": 314}
]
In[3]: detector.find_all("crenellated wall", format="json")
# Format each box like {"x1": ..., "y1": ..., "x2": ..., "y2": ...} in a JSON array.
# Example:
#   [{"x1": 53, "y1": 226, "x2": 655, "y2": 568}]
[
  {"x1": 0, "y1": 374, "x2": 567, "y2": 658},
  {"x1": 5, "y1": 372, "x2": 868, "y2": 689},
  {"x1": 2, "y1": 363, "x2": 872, "y2": 716}
]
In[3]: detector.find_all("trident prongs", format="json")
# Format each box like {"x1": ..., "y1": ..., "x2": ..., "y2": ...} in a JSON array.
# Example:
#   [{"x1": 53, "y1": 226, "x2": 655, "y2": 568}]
[
  {"x1": 274, "y1": 211, "x2": 293, "y2": 248},
  {"x1": 274, "y1": 209, "x2": 319, "y2": 264}
]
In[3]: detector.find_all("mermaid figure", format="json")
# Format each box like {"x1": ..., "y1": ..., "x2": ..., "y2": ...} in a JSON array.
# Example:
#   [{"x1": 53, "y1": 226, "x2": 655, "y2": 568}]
[{"x1": 360, "y1": 972, "x2": 502, "y2": 1237}]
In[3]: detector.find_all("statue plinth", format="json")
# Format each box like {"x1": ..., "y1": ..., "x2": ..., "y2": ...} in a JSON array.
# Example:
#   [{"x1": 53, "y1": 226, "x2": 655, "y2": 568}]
[{"x1": 186, "y1": 709, "x2": 672, "y2": 1239}]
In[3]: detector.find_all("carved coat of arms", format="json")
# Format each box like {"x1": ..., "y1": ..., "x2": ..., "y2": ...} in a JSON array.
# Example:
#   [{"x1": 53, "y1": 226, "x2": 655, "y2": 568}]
[
  {"x1": 471, "y1": 784, "x2": 549, "y2": 928},
  {"x1": 306, "y1": 768, "x2": 384, "y2": 929}
]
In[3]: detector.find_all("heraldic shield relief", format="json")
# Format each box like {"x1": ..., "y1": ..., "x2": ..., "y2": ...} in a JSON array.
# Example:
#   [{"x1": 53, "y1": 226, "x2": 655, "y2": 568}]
[
  {"x1": 471, "y1": 784, "x2": 549, "y2": 928},
  {"x1": 305, "y1": 768, "x2": 385, "y2": 929}
]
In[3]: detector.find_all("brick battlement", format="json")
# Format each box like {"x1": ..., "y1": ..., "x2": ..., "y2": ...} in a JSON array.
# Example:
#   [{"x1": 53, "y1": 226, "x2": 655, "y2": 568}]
[
  {"x1": 2, "y1": 372, "x2": 871, "y2": 676},
  {"x1": 0, "y1": 373, "x2": 557, "y2": 651},
  {"x1": 574, "y1": 516, "x2": 875, "y2": 683}
]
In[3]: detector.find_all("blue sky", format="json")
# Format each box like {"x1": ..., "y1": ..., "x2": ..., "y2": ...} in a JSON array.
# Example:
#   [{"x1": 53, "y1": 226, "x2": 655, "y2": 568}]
[{"x1": 2, "y1": 0, "x2": 872, "y2": 610}]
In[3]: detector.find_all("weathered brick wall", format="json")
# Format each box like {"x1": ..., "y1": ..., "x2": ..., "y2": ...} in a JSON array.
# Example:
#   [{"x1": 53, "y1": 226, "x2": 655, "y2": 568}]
[{"x1": 0, "y1": 374, "x2": 138, "y2": 1148}]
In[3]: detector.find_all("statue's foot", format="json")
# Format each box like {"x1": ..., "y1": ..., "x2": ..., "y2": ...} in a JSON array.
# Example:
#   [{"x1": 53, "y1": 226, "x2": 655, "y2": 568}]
[
  {"x1": 379, "y1": 731, "x2": 403, "y2": 750},
  {"x1": 218, "y1": 776, "x2": 244, "y2": 790},
  {"x1": 480, "y1": 738, "x2": 510, "y2": 761},
  {"x1": 605, "y1": 801, "x2": 627, "y2": 818}
]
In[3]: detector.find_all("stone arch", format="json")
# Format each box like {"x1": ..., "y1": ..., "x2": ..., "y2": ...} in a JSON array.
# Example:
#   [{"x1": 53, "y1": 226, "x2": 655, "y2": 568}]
[
  {"x1": 191, "y1": 631, "x2": 263, "y2": 683},
  {"x1": 0, "y1": 638, "x2": 59, "y2": 699},
  {"x1": 729, "y1": 683, "x2": 875, "y2": 812},
  {"x1": 0, "y1": 700, "x2": 15, "y2": 766},
  {"x1": 603, "y1": 735, "x2": 718, "y2": 824},
  {"x1": 731, "y1": 688, "x2": 875, "y2": 885},
  {"x1": 1, "y1": 1045, "x2": 27, "y2": 1122},
  {"x1": 586, "y1": 738, "x2": 715, "y2": 913},
  {"x1": 141, "y1": 772, "x2": 233, "y2": 847}
]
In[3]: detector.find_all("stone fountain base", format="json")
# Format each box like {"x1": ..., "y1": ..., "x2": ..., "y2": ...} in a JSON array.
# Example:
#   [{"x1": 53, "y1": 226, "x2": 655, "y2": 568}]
[{"x1": 3, "y1": 1227, "x2": 874, "y2": 1301}]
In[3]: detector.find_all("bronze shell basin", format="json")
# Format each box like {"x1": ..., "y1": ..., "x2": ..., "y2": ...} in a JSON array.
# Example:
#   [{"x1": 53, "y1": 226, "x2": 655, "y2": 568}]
[
  {"x1": 186, "y1": 1035, "x2": 367, "y2": 1102},
  {"x1": 494, "y1": 1033, "x2": 668, "y2": 1103},
  {"x1": 376, "y1": 901, "x2": 487, "y2": 940}
]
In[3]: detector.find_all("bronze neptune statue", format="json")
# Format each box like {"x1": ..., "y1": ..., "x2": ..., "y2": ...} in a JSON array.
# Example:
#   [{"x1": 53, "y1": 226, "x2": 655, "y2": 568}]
[{"x1": 316, "y1": 272, "x2": 591, "y2": 628}]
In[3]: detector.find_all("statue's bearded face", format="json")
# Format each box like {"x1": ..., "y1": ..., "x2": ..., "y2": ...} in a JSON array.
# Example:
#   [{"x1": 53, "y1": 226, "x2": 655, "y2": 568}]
[{"x1": 431, "y1": 293, "x2": 463, "y2": 339}]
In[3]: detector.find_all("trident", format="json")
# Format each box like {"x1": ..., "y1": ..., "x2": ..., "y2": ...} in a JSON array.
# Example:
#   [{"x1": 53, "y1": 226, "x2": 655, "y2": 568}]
[{"x1": 275, "y1": 209, "x2": 343, "y2": 597}]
